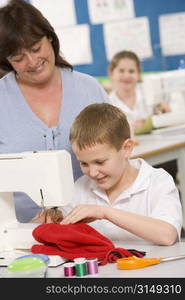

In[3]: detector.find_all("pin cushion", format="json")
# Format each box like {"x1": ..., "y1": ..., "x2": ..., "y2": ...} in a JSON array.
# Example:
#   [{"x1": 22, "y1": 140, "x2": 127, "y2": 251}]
[{"x1": 6, "y1": 256, "x2": 47, "y2": 277}]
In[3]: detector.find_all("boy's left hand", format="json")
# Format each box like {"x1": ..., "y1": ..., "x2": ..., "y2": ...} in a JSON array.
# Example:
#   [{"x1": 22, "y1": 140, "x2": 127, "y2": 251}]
[{"x1": 60, "y1": 205, "x2": 104, "y2": 224}]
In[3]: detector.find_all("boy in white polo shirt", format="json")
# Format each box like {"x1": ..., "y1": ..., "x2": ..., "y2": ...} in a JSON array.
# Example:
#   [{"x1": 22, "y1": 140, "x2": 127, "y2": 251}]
[{"x1": 60, "y1": 103, "x2": 182, "y2": 245}]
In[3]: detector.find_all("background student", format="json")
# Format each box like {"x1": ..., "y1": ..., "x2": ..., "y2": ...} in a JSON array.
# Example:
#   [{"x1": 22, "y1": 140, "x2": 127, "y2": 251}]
[
  {"x1": 60, "y1": 103, "x2": 182, "y2": 245},
  {"x1": 108, "y1": 50, "x2": 185, "y2": 136},
  {"x1": 108, "y1": 50, "x2": 185, "y2": 183},
  {"x1": 0, "y1": 0, "x2": 108, "y2": 223}
]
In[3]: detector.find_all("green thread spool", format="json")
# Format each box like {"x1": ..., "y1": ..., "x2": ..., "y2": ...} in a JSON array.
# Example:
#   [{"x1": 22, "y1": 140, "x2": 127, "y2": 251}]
[{"x1": 74, "y1": 258, "x2": 87, "y2": 277}]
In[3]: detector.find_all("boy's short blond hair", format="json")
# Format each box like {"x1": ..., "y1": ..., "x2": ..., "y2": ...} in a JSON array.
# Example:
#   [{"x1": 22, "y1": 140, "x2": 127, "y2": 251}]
[{"x1": 70, "y1": 103, "x2": 131, "y2": 151}]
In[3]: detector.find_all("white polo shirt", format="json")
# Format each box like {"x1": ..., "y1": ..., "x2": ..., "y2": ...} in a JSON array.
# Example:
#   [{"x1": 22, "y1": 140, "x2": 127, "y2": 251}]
[
  {"x1": 109, "y1": 85, "x2": 149, "y2": 123},
  {"x1": 63, "y1": 159, "x2": 182, "y2": 241}
]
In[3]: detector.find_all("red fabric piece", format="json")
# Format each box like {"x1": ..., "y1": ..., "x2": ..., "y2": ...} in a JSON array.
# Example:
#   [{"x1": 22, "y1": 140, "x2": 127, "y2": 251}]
[
  {"x1": 101, "y1": 248, "x2": 145, "y2": 265},
  {"x1": 31, "y1": 223, "x2": 145, "y2": 265}
]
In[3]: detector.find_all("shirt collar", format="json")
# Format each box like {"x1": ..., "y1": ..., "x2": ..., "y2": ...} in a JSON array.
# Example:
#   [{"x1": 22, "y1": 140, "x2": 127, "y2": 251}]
[{"x1": 89, "y1": 158, "x2": 153, "y2": 202}]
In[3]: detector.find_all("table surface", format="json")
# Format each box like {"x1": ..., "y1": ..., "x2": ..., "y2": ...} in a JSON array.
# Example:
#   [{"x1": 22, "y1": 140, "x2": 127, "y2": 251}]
[
  {"x1": 0, "y1": 242, "x2": 185, "y2": 278},
  {"x1": 46, "y1": 241, "x2": 185, "y2": 278},
  {"x1": 131, "y1": 129, "x2": 185, "y2": 228},
  {"x1": 131, "y1": 133, "x2": 185, "y2": 159}
]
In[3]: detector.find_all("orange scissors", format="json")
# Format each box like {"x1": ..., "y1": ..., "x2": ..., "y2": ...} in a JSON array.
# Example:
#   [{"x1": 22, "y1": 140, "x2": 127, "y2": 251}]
[{"x1": 117, "y1": 255, "x2": 185, "y2": 270}]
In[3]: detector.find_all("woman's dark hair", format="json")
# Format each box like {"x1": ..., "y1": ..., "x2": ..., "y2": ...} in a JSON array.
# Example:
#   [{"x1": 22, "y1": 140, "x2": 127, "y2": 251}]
[{"x1": 0, "y1": 0, "x2": 73, "y2": 72}]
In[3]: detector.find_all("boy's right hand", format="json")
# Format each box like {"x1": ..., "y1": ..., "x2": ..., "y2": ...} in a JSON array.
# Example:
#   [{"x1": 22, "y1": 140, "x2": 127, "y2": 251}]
[{"x1": 30, "y1": 207, "x2": 63, "y2": 224}]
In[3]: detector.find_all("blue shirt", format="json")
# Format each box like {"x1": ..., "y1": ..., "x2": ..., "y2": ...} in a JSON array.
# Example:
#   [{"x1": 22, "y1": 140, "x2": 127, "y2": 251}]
[{"x1": 0, "y1": 68, "x2": 109, "y2": 222}]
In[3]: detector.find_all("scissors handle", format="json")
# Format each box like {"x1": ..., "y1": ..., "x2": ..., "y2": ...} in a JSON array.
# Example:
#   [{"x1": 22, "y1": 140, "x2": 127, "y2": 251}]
[
  {"x1": 117, "y1": 256, "x2": 161, "y2": 269},
  {"x1": 117, "y1": 254, "x2": 185, "y2": 270}
]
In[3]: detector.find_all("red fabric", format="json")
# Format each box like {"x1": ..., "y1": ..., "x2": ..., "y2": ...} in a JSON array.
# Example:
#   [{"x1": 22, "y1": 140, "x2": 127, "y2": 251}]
[{"x1": 31, "y1": 223, "x2": 145, "y2": 265}]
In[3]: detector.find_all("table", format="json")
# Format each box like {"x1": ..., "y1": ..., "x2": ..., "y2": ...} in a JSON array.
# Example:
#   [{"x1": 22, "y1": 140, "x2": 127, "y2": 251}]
[
  {"x1": 0, "y1": 242, "x2": 185, "y2": 278},
  {"x1": 46, "y1": 241, "x2": 185, "y2": 278},
  {"x1": 131, "y1": 133, "x2": 185, "y2": 227},
  {"x1": 1, "y1": 243, "x2": 184, "y2": 299}
]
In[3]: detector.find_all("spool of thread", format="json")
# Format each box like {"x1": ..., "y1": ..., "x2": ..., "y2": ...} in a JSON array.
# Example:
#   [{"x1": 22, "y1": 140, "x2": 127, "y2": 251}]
[
  {"x1": 86, "y1": 258, "x2": 98, "y2": 275},
  {"x1": 63, "y1": 262, "x2": 76, "y2": 277},
  {"x1": 74, "y1": 257, "x2": 87, "y2": 277}
]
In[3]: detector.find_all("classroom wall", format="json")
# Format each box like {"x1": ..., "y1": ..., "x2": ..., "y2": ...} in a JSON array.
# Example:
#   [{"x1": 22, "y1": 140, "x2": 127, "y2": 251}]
[
  {"x1": 74, "y1": 0, "x2": 185, "y2": 77},
  {"x1": 27, "y1": 0, "x2": 185, "y2": 77}
]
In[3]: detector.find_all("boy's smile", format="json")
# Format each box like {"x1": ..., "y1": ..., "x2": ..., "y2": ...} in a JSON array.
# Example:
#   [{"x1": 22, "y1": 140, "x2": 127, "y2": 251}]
[{"x1": 72, "y1": 141, "x2": 137, "y2": 200}]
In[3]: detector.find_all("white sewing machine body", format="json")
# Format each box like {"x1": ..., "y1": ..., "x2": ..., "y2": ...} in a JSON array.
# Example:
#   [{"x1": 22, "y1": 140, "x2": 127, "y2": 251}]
[
  {"x1": 141, "y1": 69, "x2": 185, "y2": 130},
  {"x1": 0, "y1": 150, "x2": 74, "y2": 266},
  {"x1": 142, "y1": 69, "x2": 185, "y2": 108}
]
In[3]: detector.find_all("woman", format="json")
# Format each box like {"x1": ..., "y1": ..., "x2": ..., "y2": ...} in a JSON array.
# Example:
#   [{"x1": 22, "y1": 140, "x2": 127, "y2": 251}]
[{"x1": 0, "y1": 0, "x2": 108, "y2": 222}]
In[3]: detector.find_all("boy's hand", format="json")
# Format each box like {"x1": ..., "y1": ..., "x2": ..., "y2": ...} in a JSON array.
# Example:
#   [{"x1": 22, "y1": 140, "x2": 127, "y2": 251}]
[
  {"x1": 30, "y1": 207, "x2": 63, "y2": 224},
  {"x1": 60, "y1": 205, "x2": 104, "y2": 224}
]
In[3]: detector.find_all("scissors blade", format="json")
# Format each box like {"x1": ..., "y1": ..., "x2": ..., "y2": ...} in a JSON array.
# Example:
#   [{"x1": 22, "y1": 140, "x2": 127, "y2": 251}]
[{"x1": 161, "y1": 254, "x2": 185, "y2": 262}]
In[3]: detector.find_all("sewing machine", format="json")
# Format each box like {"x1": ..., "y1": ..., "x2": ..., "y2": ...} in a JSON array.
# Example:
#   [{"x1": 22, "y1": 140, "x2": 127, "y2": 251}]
[
  {"x1": 0, "y1": 150, "x2": 74, "y2": 267},
  {"x1": 142, "y1": 69, "x2": 185, "y2": 110}
]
